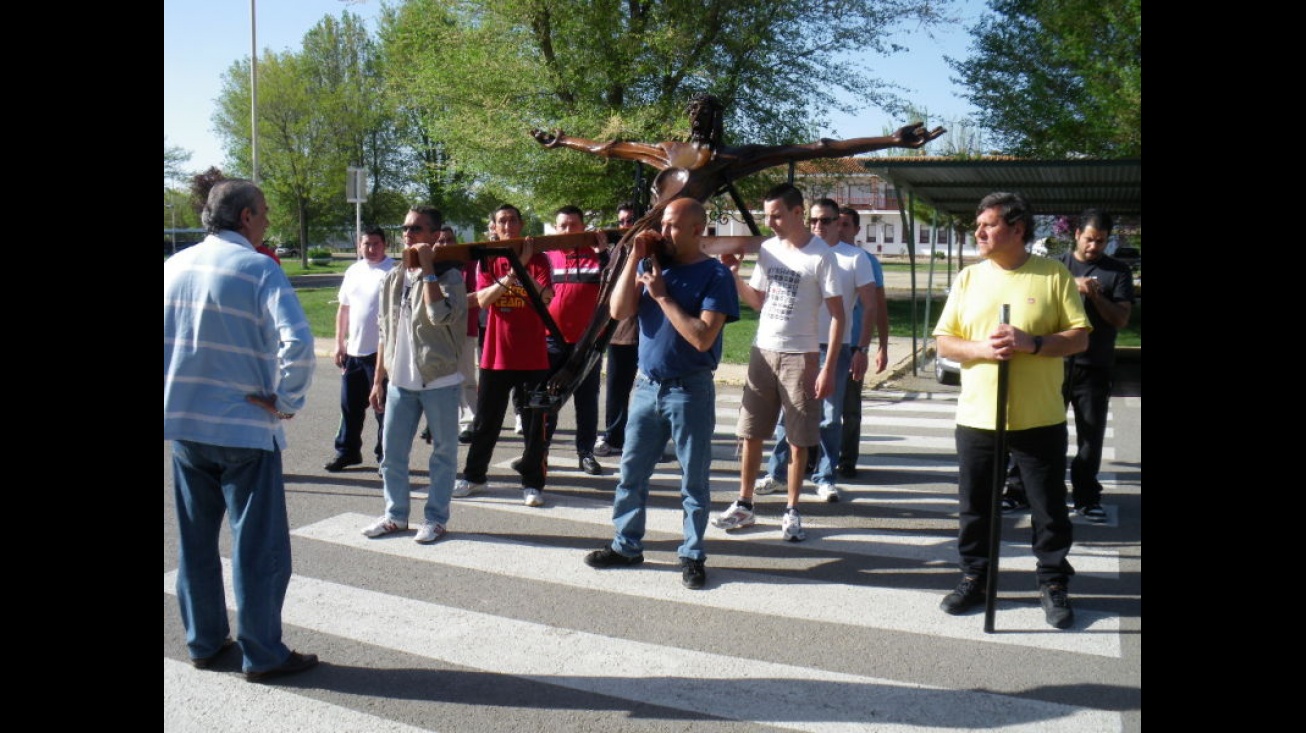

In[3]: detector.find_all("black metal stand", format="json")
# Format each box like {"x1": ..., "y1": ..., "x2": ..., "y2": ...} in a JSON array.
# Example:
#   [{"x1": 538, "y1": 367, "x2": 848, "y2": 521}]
[{"x1": 984, "y1": 304, "x2": 1011, "y2": 633}]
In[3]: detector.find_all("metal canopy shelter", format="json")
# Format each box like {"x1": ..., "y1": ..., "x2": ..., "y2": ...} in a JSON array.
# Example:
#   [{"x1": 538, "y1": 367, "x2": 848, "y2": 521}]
[
  {"x1": 861, "y1": 157, "x2": 1142, "y2": 220},
  {"x1": 853, "y1": 156, "x2": 1141, "y2": 377}
]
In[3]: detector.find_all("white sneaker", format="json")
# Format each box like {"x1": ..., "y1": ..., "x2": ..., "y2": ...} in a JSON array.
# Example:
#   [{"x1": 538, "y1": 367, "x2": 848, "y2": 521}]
[
  {"x1": 593, "y1": 437, "x2": 616, "y2": 457},
  {"x1": 815, "y1": 483, "x2": 842, "y2": 503},
  {"x1": 711, "y1": 500, "x2": 756, "y2": 531},
  {"x1": 453, "y1": 479, "x2": 485, "y2": 498},
  {"x1": 514, "y1": 415, "x2": 524, "y2": 435},
  {"x1": 781, "y1": 509, "x2": 807, "y2": 542},
  {"x1": 414, "y1": 521, "x2": 446, "y2": 544},
  {"x1": 754, "y1": 475, "x2": 785, "y2": 495},
  {"x1": 522, "y1": 487, "x2": 544, "y2": 507},
  {"x1": 361, "y1": 516, "x2": 408, "y2": 538}
]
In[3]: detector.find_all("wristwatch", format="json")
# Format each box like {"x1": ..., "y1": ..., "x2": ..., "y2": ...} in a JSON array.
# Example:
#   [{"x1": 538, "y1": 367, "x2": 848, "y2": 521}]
[
  {"x1": 422, "y1": 273, "x2": 440, "y2": 283},
  {"x1": 1032, "y1": 335, "x2": 1044, "y2": 355},
  {"x1": 850, "y1": 346, "x2": 863, "y2": 353}
]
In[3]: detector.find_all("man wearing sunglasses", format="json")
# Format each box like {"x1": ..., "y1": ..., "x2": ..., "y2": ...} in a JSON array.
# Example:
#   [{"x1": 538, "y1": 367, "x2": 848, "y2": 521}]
[
  {"x1": 361, "y1": 206, "x2": 468, "y2": 544},
  {"x1": 755, "y1": 198, "x2": 877, "y2": 505}
]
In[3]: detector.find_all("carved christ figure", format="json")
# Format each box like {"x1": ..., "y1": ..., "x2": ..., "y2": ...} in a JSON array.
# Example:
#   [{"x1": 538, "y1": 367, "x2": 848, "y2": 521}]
[
  {"x1": 530, "y1": 93, "x2": 945, "y2": 214},
  {"x1": 525, "y1": 93, "x2": 942, "y2": 412}
]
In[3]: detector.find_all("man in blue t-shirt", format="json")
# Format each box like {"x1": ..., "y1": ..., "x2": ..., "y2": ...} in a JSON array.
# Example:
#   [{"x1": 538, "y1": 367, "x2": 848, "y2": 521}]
[{"x1": 582, "y1": 198, "x2": 740, "y2": 590}]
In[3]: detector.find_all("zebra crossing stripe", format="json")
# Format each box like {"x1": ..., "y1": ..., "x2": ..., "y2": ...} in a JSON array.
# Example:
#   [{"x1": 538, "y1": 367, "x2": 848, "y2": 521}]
[
  {"x1": 165, "y1": 562, "x2": 1122, "y2": 732},
  {"x1": 289, "y1": 514, "x2": 1121, "y2": 657},
  {"x1": 438, "y1": 486, "x2": 1123, "y2": 577},
  {"x1": 164, "y1": 658, "x2": 431, "y2": 732}
]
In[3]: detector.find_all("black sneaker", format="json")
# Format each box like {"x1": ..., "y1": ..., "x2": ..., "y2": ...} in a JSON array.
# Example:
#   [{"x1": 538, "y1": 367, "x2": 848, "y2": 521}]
[
  {"x1": 940, "y1": 574, "x2": 986, "y2": 615},
  {"x1": 324, "y1": 455, "x2": 362, "y2": 472},
  {"x1": 458, "y1": 428, "x2": 473, "y2": 444},
  {"x1": 1039, "y1": 583, "x2": 1074, "y2": 629},
  {"x1": 1000, "y1": 491, "x2": 1030, "y2": 513},
  {"x1": 1075, "y1": 503, "x2": 1107, "y2": 523},
  {"x1": 584, "y1": 546, "x2": 644, "y2": 568},
  {"x1": 680, "y1": 557, "x2": 706, "y2": 589},
  {"x1": 579, "y1": 453, "x2": 603, "y2": 476},
  {"x1": 837, "y1": 463, "x2": 858, "y2": 479}
]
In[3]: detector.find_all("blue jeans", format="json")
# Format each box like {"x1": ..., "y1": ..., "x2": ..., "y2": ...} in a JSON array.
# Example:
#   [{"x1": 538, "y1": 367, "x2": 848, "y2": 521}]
[
  {"x1": 611, "y1": 371, "x2": 716, "y2": 561},
  {"x1": 380, "y1": 382, "x2": 460, "y2": 526},
  {"x1": 171, "y1": 440, "x2": 293, "y2": 674},
  {"x1": 768, "y1": 343, "x2": 851, "y2": 486}
]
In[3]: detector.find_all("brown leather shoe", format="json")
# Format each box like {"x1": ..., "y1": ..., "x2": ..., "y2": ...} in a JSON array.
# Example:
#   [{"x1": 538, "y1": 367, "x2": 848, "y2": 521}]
[
  {"x1": 245, "y1": 651, "x2": 319, "y2": 682},
  {"x1": 191, "y1": 637, "x2": 236, "y2": 670}
]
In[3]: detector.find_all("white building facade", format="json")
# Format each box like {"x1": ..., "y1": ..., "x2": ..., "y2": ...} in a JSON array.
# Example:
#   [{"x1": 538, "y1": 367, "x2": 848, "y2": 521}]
[{"x1": 704, "y1": 159, "x2": 977, "y2": 259}]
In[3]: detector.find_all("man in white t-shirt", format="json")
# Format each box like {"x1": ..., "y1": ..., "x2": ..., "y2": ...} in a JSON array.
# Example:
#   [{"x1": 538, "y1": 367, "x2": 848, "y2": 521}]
[
  {"x1": 713, "y1": 183, "x2": 844, "y2": 542},
  {"x1": 756, "y1": 198, "x2": 876, "y2": 503},
  {"x1": 325, "y1": 226, "x2": 395, "y2": 472}
]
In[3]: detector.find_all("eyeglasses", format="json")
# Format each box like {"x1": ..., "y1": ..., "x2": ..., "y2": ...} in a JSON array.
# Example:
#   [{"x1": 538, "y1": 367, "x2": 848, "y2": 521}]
[
  {"x1": 401, "y1": 225, "x2": 425, "y2": 233},
  {"x1": 808, "y1": 217, "x2": 836, "y2": 225}
]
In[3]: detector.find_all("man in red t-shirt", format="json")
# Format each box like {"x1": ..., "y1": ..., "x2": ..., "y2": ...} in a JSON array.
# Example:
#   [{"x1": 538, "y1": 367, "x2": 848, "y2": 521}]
[
  {"x1": 543, "y1": 205, "x2": 609, "y2": 476},
  {"x1": 455, "y1": 204, "x2": 555, "y2": 508}
]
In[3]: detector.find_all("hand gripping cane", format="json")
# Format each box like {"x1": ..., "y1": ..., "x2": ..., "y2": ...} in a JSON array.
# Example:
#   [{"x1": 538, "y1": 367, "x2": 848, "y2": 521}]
[{"x1": 983, "y1": 304, "x2": 1011, "y2": 633}]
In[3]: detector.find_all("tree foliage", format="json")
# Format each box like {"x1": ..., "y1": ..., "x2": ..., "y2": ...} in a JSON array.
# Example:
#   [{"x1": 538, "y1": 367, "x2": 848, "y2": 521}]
[
  {"x1": 947, "y1": 0, "x2": 1141, "y2": 158},
  {"x1": 380, "y1": 0, "x2": 957, "y2": 222},
  {"x1": 164, "y1": 138, "x2": 192, "y2": 186},
  {"x1": 213, "y1": 11, "x2": 408, "y2": 254}
]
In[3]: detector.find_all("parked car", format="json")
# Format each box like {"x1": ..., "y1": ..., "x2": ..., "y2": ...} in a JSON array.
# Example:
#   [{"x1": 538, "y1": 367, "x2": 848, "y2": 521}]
[
  {"x1": 275, "y1": 245, "x2": 299, "y2": 258},
  {"x1": 934, "y1": 352, "x2": 960, "y2": 386}
]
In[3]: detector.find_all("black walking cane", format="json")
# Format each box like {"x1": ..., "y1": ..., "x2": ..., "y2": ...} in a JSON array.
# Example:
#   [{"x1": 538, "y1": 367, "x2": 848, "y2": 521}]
[{"x1": 983, "y1": 304, "x2": 1011, "y2": 633}]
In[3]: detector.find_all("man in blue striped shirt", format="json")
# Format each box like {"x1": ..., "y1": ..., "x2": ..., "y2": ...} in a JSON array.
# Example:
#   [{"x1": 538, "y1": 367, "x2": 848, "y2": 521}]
[{"x1": 164, "y1": 179, "x2": 319, "y2": 682}]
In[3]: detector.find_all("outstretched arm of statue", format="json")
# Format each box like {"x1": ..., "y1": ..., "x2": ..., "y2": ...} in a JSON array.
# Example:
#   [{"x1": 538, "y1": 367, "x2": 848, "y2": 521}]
[
  {"x1": 529, "y1": 128, "x2": 672, "y2": 169},
  {"x1": 724, "y1": 121, "x2": 947, "y2": 179}
]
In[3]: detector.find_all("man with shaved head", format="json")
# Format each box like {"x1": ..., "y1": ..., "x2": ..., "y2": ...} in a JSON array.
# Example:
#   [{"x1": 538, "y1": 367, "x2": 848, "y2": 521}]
[{"x1": 582, "y1": 198, "x2": 740, "y2": 590}]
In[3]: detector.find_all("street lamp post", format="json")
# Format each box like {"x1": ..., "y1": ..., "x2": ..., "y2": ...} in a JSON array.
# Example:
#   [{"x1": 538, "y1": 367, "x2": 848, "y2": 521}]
[{"x1": 167, "y1": 201, "x2": 177, "y2": 255}]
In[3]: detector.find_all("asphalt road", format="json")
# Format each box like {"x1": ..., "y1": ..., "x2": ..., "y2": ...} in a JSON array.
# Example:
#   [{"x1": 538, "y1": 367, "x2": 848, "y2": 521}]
[{"x1": 164, "y1": 347, "x2": 1142, "y2": 732}]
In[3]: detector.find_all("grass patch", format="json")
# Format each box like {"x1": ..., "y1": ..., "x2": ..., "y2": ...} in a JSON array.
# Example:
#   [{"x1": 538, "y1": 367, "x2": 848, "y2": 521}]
[
  {"x1": 278, "y1": 256, "x2": 354, "y2": 277},
  {"x1": 294, "y1": 288, "x2": 341, "y2": 339}
]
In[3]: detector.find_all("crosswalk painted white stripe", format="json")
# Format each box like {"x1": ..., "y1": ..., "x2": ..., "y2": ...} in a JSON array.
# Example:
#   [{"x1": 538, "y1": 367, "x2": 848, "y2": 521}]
[
  {"x1": 164, "y1": 562, "x2": 1122, "y2": 732},
  {"x1": 704, "y1": 398, "x2": 1116, "y2": 459},
  {"x1": 164, "y1": 658, "x2": 432, "y2": 732},
  {"x1": 291, "y1": 513, "x2": 1121, "y2": 657}
]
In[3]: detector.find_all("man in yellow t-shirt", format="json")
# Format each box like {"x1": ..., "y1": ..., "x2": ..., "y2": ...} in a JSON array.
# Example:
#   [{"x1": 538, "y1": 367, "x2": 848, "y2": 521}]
[{"x1": 932, "y1": 192, "x2": 1090, "y2": 630}]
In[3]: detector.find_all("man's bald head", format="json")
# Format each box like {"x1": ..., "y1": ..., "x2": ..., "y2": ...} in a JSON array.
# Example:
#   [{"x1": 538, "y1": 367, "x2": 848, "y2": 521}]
[
  {"x1": 665, "y1": 198, "x2": 707, "y2": 228},
  {"x1": 660, "y1": 198, "x2": 708, "y2": 264}
]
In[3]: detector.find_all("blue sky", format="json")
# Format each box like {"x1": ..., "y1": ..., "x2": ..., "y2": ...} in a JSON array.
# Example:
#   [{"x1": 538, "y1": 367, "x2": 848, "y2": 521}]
[{"x1": 164, "y1": 0, "x2": 983, "y2": 176}]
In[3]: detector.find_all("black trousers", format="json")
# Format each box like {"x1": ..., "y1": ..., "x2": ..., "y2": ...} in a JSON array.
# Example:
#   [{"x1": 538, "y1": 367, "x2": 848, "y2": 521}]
[
  {"x1": 543, "y1": 337, "x2": 601, "y2": 455},
  {"x1": 956, "y1": 423, "x2": 1074, "y2": 586},
  {"x1": 838, "y1": 372, "x2": 863, "y2": 469},
  {"x1": 462, "y1": 368, "x2": 549, "y2": 489},
  {"x1": 1006, "y1": 362, "x2": 1113, "y2": 508},
  {"x1": 333, "y1": 354, "x2": 384, "y2": 461},
  {"x1": 600, "y1": 342, "x2": 639, "y2": 449}
]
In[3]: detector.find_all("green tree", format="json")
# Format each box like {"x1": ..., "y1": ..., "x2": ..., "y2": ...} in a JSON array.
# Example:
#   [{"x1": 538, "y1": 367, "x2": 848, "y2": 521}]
[
  {"x1": 214, "y1": 11, "x2": 410, "y2": 259},
  {"x1": 380, "y1": 0, "x2": 957, "y2": 221},
  {"x1": 947, "y1": 0, "x2": 1141, "y2": 157},
  {"x1": 164, "y1": 137, "x2": 192, "y2": 186}
]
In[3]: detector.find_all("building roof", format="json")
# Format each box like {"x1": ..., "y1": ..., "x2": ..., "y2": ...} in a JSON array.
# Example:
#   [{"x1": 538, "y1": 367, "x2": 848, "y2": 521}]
[{"x1": 857, "y1": 156, "x2": 1142, "y2": 219}]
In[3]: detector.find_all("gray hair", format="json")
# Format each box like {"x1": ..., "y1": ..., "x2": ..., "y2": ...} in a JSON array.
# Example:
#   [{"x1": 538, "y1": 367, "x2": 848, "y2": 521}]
[{"x1": 202, "y1": 179, "x2": 262, "y2": 233}]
